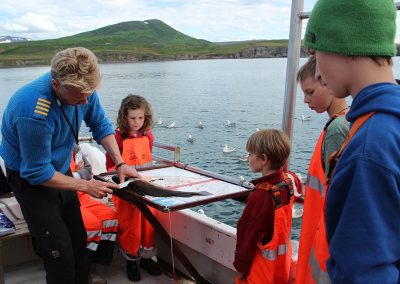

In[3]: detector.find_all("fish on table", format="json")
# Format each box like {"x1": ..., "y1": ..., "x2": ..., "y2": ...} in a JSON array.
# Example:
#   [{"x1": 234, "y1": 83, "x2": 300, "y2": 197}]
[{"x1": 109, "y1": 175, "x2": 212, "y2": 197}]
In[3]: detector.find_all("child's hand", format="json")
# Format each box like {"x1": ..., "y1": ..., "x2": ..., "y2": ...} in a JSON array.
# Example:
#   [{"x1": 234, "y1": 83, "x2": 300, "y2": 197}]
[
  {"x1": 76, "y1": 160, "x2": 84, "y2": 171},
  {"x1": 237, "y1": 271, "x2": 246, "y2": 280},
  {"x1": 117, "y1": 164, "x2": 140, "y2": 183}
]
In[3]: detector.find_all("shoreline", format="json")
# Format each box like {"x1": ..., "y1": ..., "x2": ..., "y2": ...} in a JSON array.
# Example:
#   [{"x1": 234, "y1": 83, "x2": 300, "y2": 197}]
[{"x1": 0, "y1": 46, "x2": 310, "y2": 68}]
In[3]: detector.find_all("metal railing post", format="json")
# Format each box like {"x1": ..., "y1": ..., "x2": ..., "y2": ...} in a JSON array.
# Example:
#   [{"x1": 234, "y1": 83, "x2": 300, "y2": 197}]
[{"x1": 282, "y1": 0, "x2": 304, "y2": 140}]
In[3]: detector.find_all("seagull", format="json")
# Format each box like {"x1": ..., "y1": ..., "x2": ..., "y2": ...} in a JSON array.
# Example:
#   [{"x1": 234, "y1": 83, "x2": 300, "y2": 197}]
[
  {"x1": 223, "y1": 144, "x2": 236, "y2": 153},
  {"x1": 166, "y1": 122, "x2": 176, "y2": 128},
  {"x1": 226, "y1": 120, "x2": 236, "y2": 127},
  {"x1": 187, "y1": 134, "x2": 195, "y2": 143},
  {"x1": 196, "y1": 121, "x2": 204, "y2": 129}
]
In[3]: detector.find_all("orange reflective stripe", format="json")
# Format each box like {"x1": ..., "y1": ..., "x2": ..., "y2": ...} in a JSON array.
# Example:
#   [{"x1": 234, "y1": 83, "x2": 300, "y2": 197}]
[
  {"x1": 261, "y1": 242, "x2": 290, "y2": 261},
  {"x1": 305, "y1": 130, "x2": 327, "y2": 197},
  {"x1": 306, "y1": 173, "x2": 326, "y2": 197},
  {"x1": 309, "y1": 248, "x2": 331, "y2": 284}
]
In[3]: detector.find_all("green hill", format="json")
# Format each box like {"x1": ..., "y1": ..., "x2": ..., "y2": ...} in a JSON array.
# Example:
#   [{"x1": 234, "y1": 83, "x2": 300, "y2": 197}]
[{"x1": 0, "y1": 19, "x2": 289, "y2": 67}]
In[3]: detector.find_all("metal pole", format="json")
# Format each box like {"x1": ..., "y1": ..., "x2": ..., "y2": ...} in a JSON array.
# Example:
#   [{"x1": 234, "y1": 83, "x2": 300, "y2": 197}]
[{"x1": 282, "y1": 0, "x2": 304, "y2": 140}]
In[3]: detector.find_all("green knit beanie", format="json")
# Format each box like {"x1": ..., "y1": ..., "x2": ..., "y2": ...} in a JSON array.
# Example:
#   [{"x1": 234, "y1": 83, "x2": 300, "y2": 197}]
[{"x1": 304, "y1": 0, "x2": 397, "y2": 56}]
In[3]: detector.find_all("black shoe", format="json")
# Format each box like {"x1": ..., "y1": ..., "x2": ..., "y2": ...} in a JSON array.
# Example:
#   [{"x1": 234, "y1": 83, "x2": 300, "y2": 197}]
[
  {"x1": 139, "y1": 258, "x2": 162, "y2": 276},
  {"x1": 126, "y1": 260, "x2": 141, "y2": 282}
]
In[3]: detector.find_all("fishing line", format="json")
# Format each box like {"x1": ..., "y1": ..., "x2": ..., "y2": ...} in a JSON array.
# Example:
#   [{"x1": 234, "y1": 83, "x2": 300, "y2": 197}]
[{"x1": 167, "y1": 208, "x2": 177, "y2": 283}]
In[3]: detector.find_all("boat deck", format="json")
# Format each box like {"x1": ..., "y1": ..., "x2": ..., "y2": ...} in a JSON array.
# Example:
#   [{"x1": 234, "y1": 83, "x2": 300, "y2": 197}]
[{"x1": 5, "y1": 248, "x2": 195, "y2": 284}]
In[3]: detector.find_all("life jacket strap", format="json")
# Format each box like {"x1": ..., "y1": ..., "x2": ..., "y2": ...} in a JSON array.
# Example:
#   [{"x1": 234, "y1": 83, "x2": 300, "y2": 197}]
[
  {"x1": 258, "y1": 175, "x2": 294, "y2": 209},
  {"x1": 326, "y1": 112, "x2": 374, "y2": 184}
]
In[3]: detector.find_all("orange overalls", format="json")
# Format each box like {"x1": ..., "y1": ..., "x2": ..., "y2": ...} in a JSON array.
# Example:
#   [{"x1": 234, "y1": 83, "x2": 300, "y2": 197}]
[
  {"x1": 70, "y1": 152, "x2": 118, "y2": 265},
  {"x1": 296, "y1": 112, "x2": 373, "y2": 284},
  {"x1": 237, "y1": 175, "x2": 295, "y2": 284},
  {"x1": 110, "y1": 135, "x2": 155, "y2": 258},
  {"x1": 295, "y1": 127, "x2": 329, "y2": 284}
]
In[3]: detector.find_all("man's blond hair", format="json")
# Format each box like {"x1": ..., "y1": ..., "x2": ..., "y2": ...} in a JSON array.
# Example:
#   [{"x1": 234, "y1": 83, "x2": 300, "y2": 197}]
[
  {"x1": 246, "y1": 129, "x2": 291, "y2": 170},
  {"x1": 51, "y1": 47, "x2": 100, "y2": 93}
]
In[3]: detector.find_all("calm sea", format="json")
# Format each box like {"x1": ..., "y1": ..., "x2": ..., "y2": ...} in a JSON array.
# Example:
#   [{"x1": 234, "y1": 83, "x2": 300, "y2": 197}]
[{"x1": 2, "y1": 58, "x2": 400, "y2": 238}]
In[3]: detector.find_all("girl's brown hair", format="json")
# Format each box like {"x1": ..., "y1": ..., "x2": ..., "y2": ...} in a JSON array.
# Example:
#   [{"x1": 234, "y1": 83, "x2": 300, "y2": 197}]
[
  {"x1": 246, "y1": 129, "x2": 291, "y2": 170},
  {"x1": 117, "y1": 94, "x2": 153, "y2": 135}
]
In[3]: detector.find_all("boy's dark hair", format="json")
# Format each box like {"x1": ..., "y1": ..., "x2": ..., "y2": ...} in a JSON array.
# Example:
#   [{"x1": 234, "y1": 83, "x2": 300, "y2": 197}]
[
  {"x1": 246, "y1": 129, "x2": 291, "y2": 170},
  {"x1": 117, "y1": 94, "x2": 153, "y2": 135},
  {"x1": 297, "y1": 56, "x2": 317, "y2": 83},
  {"x1": 369, "y1": 56, "x2": 392, "y2": 66}
]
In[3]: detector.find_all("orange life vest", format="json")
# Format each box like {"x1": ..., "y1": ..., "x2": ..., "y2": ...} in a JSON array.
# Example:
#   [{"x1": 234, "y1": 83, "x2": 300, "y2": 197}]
[
  {"x1": 110, "y1": 133, "x2": 152, "y2": 170},
  {"x1": 237, "y1": 174, "x2": 295, "y2": 284},
  {"x1": 296, "y1": 116, "x2": 333, "y2": 284},
  {"x1": 297, "y1": 112, "x2": 374, "y2": 284}
]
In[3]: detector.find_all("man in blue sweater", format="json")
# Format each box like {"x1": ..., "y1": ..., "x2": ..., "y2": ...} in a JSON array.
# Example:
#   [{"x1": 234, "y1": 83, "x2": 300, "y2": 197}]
[
  {"x1": 0, "y1": 47, "x2": 139, "y2": 284},
  {"x1": 304, "y1": 0, "x2": 400, "y2": 283}
]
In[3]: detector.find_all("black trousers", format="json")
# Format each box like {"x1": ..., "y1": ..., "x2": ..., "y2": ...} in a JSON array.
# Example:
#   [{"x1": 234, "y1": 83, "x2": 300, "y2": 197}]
[{"x1": 7, "y1": 168, "x2": 90, "y2": 284}]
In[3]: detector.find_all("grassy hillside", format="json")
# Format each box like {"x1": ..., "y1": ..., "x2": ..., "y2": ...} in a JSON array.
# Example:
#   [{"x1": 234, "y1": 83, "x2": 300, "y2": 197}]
[{"x1": 0, "y1": 19, "x2": 288, "y2": 67}]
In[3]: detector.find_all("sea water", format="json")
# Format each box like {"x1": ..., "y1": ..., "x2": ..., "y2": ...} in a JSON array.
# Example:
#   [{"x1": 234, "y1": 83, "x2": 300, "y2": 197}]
[{"x1": 2, "y1": 58, "x2": 400, "y2": 238}]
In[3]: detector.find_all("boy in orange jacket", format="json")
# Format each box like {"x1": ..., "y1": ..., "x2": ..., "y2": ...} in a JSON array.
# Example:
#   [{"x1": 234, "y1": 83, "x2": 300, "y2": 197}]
[{"x1": 234, "y1": 129, "x2": 302, "y2": 284}]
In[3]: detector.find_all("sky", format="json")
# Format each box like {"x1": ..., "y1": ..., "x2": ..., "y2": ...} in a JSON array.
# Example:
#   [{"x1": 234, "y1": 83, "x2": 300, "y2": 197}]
[
  {"x1": 1, "y1": 1, "x2": 400, "y2": 43},
  {"x1": 0, "y1": 0, "x2": 318, "y2": 42}
]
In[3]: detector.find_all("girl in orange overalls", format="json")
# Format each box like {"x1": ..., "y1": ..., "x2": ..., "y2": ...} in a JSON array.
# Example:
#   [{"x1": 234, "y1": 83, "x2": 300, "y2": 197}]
[{"x1": 105, "y1": 94, "x2": 160, "y2": 282}]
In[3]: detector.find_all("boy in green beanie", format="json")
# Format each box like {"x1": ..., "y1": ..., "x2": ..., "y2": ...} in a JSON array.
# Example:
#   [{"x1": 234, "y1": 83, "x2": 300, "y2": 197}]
[{"x1": 303, "y1": 0, "x2": 400, "y2": 283}]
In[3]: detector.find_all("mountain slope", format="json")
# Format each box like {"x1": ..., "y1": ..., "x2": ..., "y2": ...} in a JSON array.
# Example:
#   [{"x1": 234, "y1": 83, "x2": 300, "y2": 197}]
[{"x1": 0, "y1": 19, "x2": 289, "y2": 67}]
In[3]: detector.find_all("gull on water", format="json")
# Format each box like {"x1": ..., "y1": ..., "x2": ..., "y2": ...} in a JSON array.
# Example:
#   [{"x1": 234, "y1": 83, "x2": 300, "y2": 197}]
[
  {"x1": 223, "y1": 144, "x2": 236, "y2": 153},
  {"x1": 226, "y1": 120, "x2": 236, "y2": 127},
  {"x1": 166, "y1": 122, "x2": 176, "y2": 128},
  {"x1": 187, "y1": 134, "x2": 195, "y2": 143},
  {"x1": 196, "y1": 121, "x2": 204, "y2": 129}
]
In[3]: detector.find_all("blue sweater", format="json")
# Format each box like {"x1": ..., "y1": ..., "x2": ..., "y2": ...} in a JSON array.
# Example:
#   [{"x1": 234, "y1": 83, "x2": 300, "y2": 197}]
[
  {"x1": 326, "y1": 83, "x2": 400, "y2": 283},
  {"x1": 0, "y1": 72, "x2": 114, "y2": 185}
]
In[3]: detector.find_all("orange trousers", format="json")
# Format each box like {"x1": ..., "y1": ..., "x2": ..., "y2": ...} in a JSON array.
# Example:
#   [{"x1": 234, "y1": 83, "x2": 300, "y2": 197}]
[
  {"x1": 112, "y1": 195, "x2": 155, "y2": 257},
  {"x1": 79, "y1": 193, "x2": 118, "y2": 265}
]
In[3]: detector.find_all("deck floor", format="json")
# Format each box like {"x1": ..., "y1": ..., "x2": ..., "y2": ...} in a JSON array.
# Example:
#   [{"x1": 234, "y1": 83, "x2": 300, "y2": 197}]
[{"x1": 4, "y1": 249, "x2": 194, "y2": 284}]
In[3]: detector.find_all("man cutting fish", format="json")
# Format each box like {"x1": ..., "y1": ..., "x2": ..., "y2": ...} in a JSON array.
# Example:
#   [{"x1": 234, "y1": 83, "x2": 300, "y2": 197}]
[{"x1": 0, "y1": 47, "x2": 139, "y2": 284}]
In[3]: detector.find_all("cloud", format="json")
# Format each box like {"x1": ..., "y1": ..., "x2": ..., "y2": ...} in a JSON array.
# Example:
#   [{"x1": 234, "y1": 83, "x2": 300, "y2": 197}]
[
  {"x1": 4, "y1": 12, "x2": 57, "y2": 33},
  {"x1": 0, "y1": 0, "x2": 398, "y2": 43},
  {"x1": 96, "y1": 0, "x2": 129, "y2": 5},
  {"x1": 0, "y1": 0, "x2": 295, "y2": 40}
]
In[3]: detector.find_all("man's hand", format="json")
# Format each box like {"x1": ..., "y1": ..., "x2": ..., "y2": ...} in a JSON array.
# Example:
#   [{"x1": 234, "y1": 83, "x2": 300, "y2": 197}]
[
  {"x1": 117, "y1": 164, "x2": 141, "y2": 183},
  {"x1": 83, "y1": 179, "x2": 118, "y2": 199}
]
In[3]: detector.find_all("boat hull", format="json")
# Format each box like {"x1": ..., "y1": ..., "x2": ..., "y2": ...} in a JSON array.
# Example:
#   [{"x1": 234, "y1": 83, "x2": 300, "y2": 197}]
[{"x1": 155, "y1": 209, "x2": 237, "y2": 283}]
